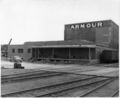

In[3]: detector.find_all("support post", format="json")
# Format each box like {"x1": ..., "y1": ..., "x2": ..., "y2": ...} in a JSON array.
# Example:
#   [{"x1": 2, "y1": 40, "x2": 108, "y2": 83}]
[
  {"x1": 32, "y1": 48, "x2": 33, "y2": 58},
  {"x1": 38, "y1": 48, "x2": 39, "y2": 59},
  {"x1": 38, "y1": 48, "x2": 40, "y2": 59},
  {"x1": 37, "y1": 48, "x2": 39, "y2": 59},
  {"x1": 68, "y1": 48, "x2": 71, "y2": 59},
  {"x1": 35, "y1": 48, "x2": 37, "y2": 59},
  {"x1": 89, "y1": 48, "x2": 91, "y2": 61},
  {"x1": 36, "y1": 48, "x2": 37, "y2": 59},
  {"x1": 68, "y1": 48, "x2": 71, "y2": 63},
  {"x1": 52, "y1": 48, "x2": 54, "y2": 58},
  {"x1": 34, "y1": 48, "x2": 36, "y2": 58}
]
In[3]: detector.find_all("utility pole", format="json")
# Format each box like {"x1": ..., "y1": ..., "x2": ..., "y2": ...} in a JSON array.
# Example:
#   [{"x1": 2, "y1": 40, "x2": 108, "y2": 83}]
[{"x1": 6, "y1": 38, "x2": 12, "y2": 58}]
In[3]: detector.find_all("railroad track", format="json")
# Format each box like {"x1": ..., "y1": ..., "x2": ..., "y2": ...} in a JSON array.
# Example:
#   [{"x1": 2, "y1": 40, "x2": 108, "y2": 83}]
[
  {"x1": 80, "y1": 78, "x2": 115, "y2": 97},
  {"x1": 1, "y1": 70, "x2": 46, "y2": 77},
  {"x1": 38, "y1": 77, "x2": 116, "y2": 97},
  {"x1": 111, "y1": 89, "x2": 119, "y2": 97},
  {"x1": 2, "y1": 71, "x2": 67, "y2": 84},
  {"x1": 2, "y1": 75, "x2": 117, "y2": 97}
]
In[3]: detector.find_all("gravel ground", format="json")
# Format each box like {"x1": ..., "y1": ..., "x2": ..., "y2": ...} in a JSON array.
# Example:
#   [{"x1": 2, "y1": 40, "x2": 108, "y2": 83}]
[
  {"x1": 1, "y1": 60, "x2": 119, "y2": 97},
  {"x1": 1, "y1": 74, "x2": 82, "y2": 95},
  {"x1": 1, "y1": 60, "x2": 119, "y2": 77}
]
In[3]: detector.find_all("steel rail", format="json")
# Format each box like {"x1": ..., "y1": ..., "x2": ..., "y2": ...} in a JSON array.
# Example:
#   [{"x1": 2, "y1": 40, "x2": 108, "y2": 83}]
[
  {"x1": 37, "y1": 78, "x2": 110, "y2": 97},
  {"x1": 2, "y1": 72, "x2": 66, "y2": 84},
  {"x1": 80, "y1": 78, "x2": 115, "y2": 97},
  {"x1": 111, "y1": 89, "x2": 119, "y2": 97},
  {"x1": 2, "y1": 76, "x2": 98, "y2": 97},
  {"x1": 1, "y1": 70, "x2": 56, "y2": 78}
]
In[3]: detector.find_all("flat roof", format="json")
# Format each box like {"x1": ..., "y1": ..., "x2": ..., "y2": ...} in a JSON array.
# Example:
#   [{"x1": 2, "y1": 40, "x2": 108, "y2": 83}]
[
  {"x1": 65, "y1": 19, "x2": 118, "y2": 26},
  {"x1": 24, "y1": 40, "x2": 117, "y2": 49},
  {"x1": 24, "y1": 40, "x2": 95, "y2": 46},
  {"x1": 31, "y1": 45, "x2": 118, "y2": 51}
]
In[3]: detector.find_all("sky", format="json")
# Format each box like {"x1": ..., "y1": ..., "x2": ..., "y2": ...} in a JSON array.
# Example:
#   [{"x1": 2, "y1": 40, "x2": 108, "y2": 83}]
[{"x1": 0, "y1": 0, "x2": 120, "y2": 44}]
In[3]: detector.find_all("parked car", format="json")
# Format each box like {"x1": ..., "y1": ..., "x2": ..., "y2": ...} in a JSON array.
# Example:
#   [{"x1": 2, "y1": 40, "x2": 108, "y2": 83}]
[
  {"x1": 8, "y1": 56, "x2": 23, "y2": 62},
  {"x1": 7, "y1": 57, "x2": 13, "y2": 62},
  {"x1": 13, "y1": 56, "x2": 23, "y2": 62}
]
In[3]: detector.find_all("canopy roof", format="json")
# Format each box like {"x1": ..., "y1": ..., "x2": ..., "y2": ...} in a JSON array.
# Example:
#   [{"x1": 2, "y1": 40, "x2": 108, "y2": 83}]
[{"x1": 24, "y1": 40, "x2": 95, "y2": 46}]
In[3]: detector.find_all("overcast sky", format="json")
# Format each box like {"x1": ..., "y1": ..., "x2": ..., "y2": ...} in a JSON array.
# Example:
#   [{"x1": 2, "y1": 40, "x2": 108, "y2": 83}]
[{"x1": 0, "y1": 0, "x2": 120, "y2": 44}]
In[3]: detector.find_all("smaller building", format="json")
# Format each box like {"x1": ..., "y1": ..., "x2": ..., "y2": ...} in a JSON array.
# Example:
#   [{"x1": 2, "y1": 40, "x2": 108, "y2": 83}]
[
  {"x1": 8, "y1": 44, "x2": 31, "y2": 60},
  {"x1": 1, "y1": 45, "x2": 8, "y2": 57}
]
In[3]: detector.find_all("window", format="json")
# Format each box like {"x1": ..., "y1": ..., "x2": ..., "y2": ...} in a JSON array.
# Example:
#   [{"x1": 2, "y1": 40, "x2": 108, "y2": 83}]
[
  {"x1": 12, "y1": 49, "x2": 15, "y2": 53},
  {"x1": 28, "y1": 48, "x2": 31, "y2": 53},
  {"x1": 18, "y1": 49, "x2": 24, "y2": 53}
]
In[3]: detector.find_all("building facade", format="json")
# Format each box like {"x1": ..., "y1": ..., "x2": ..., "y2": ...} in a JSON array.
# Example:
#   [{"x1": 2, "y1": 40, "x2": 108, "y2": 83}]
[
  {"x1": 64, "y1": 20, "x2": 119, "y2": 49},
  {"x1": 8, "y1": 20, "x2": 119, "y2": 63}
]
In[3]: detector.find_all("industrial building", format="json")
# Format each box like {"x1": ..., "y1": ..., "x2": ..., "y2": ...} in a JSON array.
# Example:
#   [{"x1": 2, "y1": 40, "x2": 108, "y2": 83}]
[{"x1": 8, "y1": 20, "x2": 119, "y2": 63}]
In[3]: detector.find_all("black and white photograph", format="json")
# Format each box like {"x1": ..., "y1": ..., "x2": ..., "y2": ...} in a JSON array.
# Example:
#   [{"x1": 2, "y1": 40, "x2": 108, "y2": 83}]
[{"x1": 0, "y1": 0, "x2": 119, "y2": 97}]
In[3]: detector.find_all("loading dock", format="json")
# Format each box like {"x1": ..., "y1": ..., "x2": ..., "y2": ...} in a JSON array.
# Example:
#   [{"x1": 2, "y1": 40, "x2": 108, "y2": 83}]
[{"x1": 31, "y1": 45, "x2": 96, "y2": 63}]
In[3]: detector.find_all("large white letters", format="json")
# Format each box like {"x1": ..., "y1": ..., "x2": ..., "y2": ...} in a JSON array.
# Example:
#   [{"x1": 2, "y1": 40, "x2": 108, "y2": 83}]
[{"x1": 70, "y1": 22, "x2": 103, "y2": 29}]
